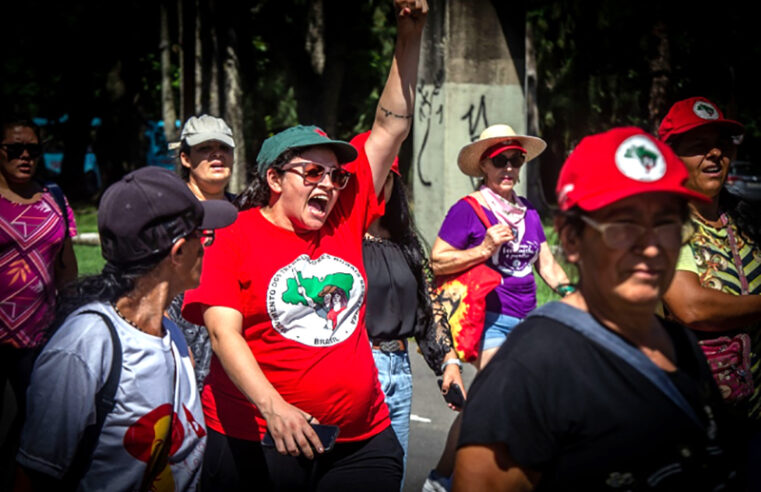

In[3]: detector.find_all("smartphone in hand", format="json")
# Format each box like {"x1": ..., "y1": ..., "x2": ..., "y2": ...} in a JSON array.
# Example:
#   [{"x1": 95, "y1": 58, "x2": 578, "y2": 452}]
[
  {"x1": 261, "y1": 424, "x2": 341, "y2": 452},
  {"x1": 437, "y1": 378, "x2": 465, "y2": 408}
]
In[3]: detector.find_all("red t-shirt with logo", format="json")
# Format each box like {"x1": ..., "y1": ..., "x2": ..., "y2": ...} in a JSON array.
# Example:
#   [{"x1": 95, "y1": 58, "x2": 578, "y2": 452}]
[{"x1": 183, "y1": 139, "x2": 389, "y2": 442}]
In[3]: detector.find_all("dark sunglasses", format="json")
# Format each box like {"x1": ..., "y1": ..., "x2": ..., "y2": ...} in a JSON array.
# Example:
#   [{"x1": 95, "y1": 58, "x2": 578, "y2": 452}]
[
  {"x1": 1, "y1": 143, "x2": 42, "y2": 160},
  {"x1": 490, "y1": 153, "x2": 526, "y2": 169},
  {"x1": 282, "y1": 161, "x2": 352, "y2": 189}
]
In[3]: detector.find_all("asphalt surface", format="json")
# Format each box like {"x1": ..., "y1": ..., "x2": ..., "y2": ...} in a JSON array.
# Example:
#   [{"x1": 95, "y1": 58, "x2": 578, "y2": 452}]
[{"x1": 404, "y1": 341, "x2": 477, "y2": 492}]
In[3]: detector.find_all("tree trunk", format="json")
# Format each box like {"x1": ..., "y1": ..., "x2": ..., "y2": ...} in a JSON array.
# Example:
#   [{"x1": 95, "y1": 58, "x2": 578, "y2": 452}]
[
  {"x1": 160, "y1": 0, "x2": 178, "y2": 146},
  {"x1": 208, "y1": 1, "x2": 220, "y2": 116},
  {"x1": 179, "y1": 0, "x2": 195, "y2": 123},
  {"x1": 219, "y1": 2, "x2": 246, "y2": 194},
  {"x1": 224, "y1": 44, "x2": 246, "y2": 193},
  {"x1": 194, "y1": 0, "x2": 203, "y2": 114},
  {"x1": 648, "y1": 21, "x2": 671, "y2": 133},
  {"x1": 525, "y1": 22, "x2": 548, "y2": 211}
]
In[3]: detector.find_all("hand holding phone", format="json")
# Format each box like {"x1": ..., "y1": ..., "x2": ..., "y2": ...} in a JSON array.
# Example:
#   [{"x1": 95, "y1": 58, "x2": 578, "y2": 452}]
[
  {"x1": 437, "y1": 378, "x2": 465, "y2": 408},
  {"x1": 262, "y1": 424, "x2": 340, "y2": 453}
]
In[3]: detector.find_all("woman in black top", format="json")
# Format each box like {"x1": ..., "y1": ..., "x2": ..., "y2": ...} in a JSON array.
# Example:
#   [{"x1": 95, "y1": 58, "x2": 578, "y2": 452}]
[
  {"x1": 362, "y1": 139, "x2": 464, "y2": 484},
  {"x1": 454, "y1": 127, "x2": 741, "y2": 491}
]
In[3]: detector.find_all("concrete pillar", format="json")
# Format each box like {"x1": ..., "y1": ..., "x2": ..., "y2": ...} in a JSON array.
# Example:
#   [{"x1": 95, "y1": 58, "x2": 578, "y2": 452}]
[{"x1": 412, "y1": 0, "x2": 528, "y2": 246}]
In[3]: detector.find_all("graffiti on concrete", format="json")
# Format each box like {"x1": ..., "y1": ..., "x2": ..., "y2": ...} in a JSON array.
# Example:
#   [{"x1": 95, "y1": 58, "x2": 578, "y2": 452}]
[
  {"x1": 461, "y1": 94, "x2": 490, "y2": 189},
  {"x1": 461, "y1": 94, "x2": 489, "y2": 143},
  {"x1": 415, "y1": 70, "x2": 444, "y2": 186}
]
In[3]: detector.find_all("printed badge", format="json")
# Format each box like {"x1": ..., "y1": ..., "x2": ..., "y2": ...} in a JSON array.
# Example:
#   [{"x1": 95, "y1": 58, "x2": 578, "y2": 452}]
[
  {"x1": 615, "y1": 135, "x2": 666, "y2": 182},
  {"x1": 693, "y1": 100, "x2": 719, "y2": 120},
  {"x1": 267, "y1": 254, "x2": 364, "y2": 347}
]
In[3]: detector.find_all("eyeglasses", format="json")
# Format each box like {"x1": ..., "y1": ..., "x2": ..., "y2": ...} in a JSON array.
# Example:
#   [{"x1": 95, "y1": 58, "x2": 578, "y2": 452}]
[
  {"x1": 182, "y1": 229, "x2": 215, "y2": 247},
  {"x1": 490, "y1": 153, "x2": 526, "y2": 169},
  {"x1": 581, "y1": 216, "x2": 693, "y2": 250},
  {"x1": 282, "y1": 161, "x2": 352, "y2": 189},
  {"x1": 0, "y1": 143, "x2": 42, "y2": 160}
]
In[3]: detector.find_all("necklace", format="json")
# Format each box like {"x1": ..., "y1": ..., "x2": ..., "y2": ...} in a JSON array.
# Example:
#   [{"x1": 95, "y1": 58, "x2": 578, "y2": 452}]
[{"x1": 111, "y1": 302, "x2": 142, "y2": 332}]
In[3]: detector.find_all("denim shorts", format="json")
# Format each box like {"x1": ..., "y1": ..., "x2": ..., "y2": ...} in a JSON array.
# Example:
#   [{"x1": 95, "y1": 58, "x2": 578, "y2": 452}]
[{"x1": 480, "y1": 312, "x2": 522, "y2": 351}]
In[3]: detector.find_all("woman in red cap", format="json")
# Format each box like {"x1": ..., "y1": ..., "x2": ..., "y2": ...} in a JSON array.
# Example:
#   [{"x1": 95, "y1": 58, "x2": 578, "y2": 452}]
[
  {"x1": 452, "y1": 127, "x2": 740, "y2": 490},
  {"x1": 658, "y1": 96, "x2": 761, "y2": 487}
]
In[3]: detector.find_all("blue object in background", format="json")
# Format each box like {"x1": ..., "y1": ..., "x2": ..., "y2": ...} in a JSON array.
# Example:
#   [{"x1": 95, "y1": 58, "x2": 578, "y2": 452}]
[{"x1": 145, "y1": 119, "x2": 180, "y2": 170}]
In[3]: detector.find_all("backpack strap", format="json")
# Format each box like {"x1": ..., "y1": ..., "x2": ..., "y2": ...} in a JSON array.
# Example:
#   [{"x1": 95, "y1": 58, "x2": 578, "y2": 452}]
[
  {"x1": 528, "y1": 301, "x2": 703, "y2": 428},
  {"x1": 63, "y1": 309, "x2": 122, "y2": 487},
  {"x1": 44, "y1": 181, "x2": 70, "y2": 239}
]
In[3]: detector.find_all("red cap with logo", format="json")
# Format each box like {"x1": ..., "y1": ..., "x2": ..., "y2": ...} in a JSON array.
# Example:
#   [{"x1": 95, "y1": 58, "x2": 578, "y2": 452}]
[
  {"x1": 556, "y1": 127, "x2": 709, "y2": 211},
  {"x1": 657, "y1": 96, "x2": 744, "y2": 143}
]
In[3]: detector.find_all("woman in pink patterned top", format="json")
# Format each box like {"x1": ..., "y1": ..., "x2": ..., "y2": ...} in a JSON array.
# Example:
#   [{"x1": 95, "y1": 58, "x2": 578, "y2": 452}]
[{"x1": 0, "y1": 119, "x2": 78, "y2": 481}]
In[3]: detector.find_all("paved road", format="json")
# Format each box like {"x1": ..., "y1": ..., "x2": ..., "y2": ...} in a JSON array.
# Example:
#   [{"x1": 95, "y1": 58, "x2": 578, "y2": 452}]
[{"x1": 404, "y1": 342, "x2": 476, "y2": 492}]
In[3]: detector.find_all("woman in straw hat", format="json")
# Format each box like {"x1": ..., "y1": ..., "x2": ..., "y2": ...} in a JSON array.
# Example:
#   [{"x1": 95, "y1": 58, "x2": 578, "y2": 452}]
[
  {"x1": 423, "y1": 124, "x2": 570, "y2": 491},
  {"x1": 432, "y1": 124, "x2": 571, "y2": 370},
  {"x1": 453, "y1": 127, "x2": 740, "y2": 490}
]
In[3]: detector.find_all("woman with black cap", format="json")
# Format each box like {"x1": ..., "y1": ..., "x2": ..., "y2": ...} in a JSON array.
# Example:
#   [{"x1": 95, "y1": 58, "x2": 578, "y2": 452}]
[{"x1": 17, "y1": 167, "x2": 237, "y2": 490}]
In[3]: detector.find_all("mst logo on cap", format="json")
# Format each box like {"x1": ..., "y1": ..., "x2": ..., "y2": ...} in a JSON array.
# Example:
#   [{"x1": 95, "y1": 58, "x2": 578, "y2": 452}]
[
  {"x1": 693, "y1": 100, "x2": 719, "y2": 120},
  {"x1": 614, "y1": 135, "x2": 666, "y2": 182}
]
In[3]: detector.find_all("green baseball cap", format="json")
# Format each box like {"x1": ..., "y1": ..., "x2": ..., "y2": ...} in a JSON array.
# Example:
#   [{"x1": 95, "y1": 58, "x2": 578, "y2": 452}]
[{"x1": 256, "y1": 125, "x2": 358, "y2": 174}]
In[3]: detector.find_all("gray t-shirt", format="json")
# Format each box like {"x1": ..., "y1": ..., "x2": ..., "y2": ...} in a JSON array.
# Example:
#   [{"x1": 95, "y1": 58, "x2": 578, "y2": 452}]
[{"x1": 17, "y1": 302, "x2": 206, "y2": 491}]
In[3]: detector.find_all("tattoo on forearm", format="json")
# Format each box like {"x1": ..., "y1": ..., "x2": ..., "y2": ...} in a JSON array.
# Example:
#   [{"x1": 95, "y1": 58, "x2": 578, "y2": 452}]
[{"x1": 379, "y1": 105, "x2": 413, "y2": 119}]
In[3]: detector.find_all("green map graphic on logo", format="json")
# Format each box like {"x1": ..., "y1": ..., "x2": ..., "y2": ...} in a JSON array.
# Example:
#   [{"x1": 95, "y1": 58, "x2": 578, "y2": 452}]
[
  {"x1": 282, "y1": 271, "x2": 354, "y2": 331},
  {"x1": 695, "y1": 103, "x2": 715, "y2": 117},
  {"x1": 624, "y1": 145, "x2": 658, "y2": 171}
]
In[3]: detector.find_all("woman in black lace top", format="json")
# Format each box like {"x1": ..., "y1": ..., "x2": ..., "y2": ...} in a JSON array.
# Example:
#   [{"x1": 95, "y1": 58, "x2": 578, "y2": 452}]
[{"x1": 362, "y1": 141, "x2": 464, "y2": 485}]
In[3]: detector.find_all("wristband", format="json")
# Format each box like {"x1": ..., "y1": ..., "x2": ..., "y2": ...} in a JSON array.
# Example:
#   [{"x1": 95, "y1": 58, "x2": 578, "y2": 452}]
[
  {"x1": 555, "y1": 283, "x2": 577, "y2": 297},
  {"x1": 441, "y1": 358, "x2": 463, "y2": 373}
]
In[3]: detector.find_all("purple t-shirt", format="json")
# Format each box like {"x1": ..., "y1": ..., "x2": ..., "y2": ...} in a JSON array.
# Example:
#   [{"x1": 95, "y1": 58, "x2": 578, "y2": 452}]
[{"x1": 437, "y1": 197, "x2": 546, "y2": 319}]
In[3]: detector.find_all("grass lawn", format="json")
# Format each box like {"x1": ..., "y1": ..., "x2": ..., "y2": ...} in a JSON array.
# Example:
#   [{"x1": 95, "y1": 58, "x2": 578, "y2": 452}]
[{"x1": 73, "y1": 205, "x2": 105, "y2": 276}]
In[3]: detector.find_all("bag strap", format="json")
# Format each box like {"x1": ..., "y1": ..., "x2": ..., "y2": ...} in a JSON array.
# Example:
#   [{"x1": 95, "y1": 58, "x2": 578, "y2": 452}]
[
  {"x1": 64, "y1": 309, "x2": 123, "y2": 487},
  {"x1": 462, "y1": 195, "x2": 494, "y2": 229},
  {"x1": 44, "y1": 181, "x2": 70, "y2": 239},
  {"x1": 528, "y1": 302, "x2": 703, "y2": 428}
]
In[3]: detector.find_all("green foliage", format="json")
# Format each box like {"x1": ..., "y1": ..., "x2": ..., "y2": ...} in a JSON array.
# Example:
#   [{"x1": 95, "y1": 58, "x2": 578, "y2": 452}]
[{"x1": 74, "y1": 244, "x2": 106, "y2": 276}]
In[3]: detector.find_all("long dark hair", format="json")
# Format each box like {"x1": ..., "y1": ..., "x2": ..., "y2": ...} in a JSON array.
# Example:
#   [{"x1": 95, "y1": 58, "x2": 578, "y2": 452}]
[
  {"x1": 380, "y1": 173, "x2": 435, "y2": 331},
  {"x1": 49, "y1": 259, "x2": 163, "y2": 337},
  {"x1": 233, "y1": 148, "x2": 303, "y2": 211}
]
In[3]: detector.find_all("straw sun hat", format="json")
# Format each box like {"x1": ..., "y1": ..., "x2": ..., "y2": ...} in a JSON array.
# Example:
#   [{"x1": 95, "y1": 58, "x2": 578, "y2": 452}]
[{"x1": 457, "y1": 124, "x2": 547, "y2": 177}]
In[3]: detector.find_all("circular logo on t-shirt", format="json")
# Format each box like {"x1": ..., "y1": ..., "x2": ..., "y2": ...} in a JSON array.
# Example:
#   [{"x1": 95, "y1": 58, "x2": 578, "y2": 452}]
[
  {"x1": 614, "y1": 135, "x2": 666, "y2": 182},
  {"x1": 267, "y1": 254, "x2": 364, "y2": 347},
  {"x1": 693, "y1": 100, "x2": 719, "y2": 120}
]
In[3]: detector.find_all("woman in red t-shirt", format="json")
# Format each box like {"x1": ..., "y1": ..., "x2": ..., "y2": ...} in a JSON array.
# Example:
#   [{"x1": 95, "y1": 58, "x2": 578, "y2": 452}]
[{"x1": 182, "y1": 2, "x2": 427, "y2": 490}]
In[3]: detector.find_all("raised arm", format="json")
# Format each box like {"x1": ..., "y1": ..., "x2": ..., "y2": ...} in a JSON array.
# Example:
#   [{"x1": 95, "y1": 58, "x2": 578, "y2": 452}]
[
  {"x1": 203, "y1": 306, "x2": 324, "y2": 458},
  {"x1": 366, "y1": 0, "x2": 428, "y2": 194},
  {"x1": 662, "y1": 270, "x2": 761, "y2": 332}
]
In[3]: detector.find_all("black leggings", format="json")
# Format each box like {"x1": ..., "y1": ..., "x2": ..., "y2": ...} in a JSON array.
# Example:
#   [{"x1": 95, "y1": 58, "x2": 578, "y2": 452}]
[{"x1": 202, "y1": 426, "x2": 403, "y2": 492}]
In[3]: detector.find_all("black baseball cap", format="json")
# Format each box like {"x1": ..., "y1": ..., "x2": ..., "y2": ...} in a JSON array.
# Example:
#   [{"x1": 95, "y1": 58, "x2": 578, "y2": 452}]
[{"x1": 98, "y1": 166, "x2": 237, "y2": 265}]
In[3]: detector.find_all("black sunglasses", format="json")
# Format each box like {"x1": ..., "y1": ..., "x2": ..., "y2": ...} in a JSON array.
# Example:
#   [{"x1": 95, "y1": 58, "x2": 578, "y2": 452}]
[
  {"x1": 1, "y1": 143, "x2": 42, "y2": 160},
  {"x1": 490, "y1": 153, "x2": 526, "y2": 169}
]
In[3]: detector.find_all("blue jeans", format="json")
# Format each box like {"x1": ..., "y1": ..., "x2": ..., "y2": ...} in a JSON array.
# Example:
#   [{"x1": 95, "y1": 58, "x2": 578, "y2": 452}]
[
  {"x1": 372, "y1": 347, "x2": 412, "y2": 486},
  {"x1": 480, "y1": 312, "x2": 522, "y2": 351}
]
